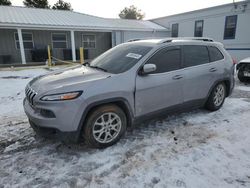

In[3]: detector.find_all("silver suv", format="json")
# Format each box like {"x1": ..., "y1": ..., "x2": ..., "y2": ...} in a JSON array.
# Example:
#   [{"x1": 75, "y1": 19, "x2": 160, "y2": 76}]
[{"x1": 23, "y1": 38, "x2": 235, "y2": 148}]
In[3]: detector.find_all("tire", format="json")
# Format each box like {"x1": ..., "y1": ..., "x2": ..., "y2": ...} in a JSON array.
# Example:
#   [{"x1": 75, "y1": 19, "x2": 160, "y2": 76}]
[
  {"x1": 83, "y1": 105, "x2": 127, "y2": 148},
  {"x1": 205, "y1": 82, "x2": 226, "y2": 111}
]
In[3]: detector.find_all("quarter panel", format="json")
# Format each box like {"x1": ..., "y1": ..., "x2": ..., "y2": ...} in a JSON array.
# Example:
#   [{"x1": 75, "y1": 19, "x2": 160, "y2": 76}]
[{"x1": 182, "y1": 61, "x2": 225, "y2": 102}]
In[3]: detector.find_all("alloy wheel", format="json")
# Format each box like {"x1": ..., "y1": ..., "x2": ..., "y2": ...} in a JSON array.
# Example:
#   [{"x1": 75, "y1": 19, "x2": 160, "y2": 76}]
[
  {"x1": 92, "y1": 112, "x2": 122, "y2": 143},
  {"x1": 213, "y1": 84, "x2": 225, "y2": 107}
]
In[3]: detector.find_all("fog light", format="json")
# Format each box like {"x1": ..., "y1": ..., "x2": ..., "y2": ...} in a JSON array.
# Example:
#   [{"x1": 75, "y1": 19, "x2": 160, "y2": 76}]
[{"x1": 40, "y1": 109, "x2": 55, "y2": 118}]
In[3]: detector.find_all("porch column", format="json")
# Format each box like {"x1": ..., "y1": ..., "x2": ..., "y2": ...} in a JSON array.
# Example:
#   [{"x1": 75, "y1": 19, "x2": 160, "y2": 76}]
[
  {"x1": 111, "y1": 31, "x2": 116, "y2": 47},
  {"x1": 17, "y1": 28, "x2": 26, "y2": 64},
  {"x1": 70, "y1": 30, "x2": 76, "y2": 62}
]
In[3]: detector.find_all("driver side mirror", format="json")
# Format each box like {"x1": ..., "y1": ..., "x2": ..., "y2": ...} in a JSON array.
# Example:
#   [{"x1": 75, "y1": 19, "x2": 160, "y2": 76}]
[{"x1": 140, "y1": 64, "x2": 157, "y2": 75}]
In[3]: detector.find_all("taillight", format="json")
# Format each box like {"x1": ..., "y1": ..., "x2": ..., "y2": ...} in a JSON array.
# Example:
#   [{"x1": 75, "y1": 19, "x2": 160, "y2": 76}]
[{"x1": 232, "y1": 58, "x2": 237, "y2": 65}]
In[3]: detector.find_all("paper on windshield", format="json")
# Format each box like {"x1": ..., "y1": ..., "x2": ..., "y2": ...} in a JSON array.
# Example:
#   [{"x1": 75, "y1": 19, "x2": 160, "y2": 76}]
[{"x1": 126, "y1": 53, "x2": 142, "y2": 59}]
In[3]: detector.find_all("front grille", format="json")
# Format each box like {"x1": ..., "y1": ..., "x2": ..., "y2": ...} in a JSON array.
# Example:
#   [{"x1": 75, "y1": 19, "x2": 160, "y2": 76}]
[{"x1": 25, "y1": 85, "x2": 37, "y2": 105}]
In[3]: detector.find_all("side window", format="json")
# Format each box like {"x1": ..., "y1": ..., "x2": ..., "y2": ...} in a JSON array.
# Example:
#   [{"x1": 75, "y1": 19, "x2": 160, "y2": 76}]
[
  {"x1": 208, "y1": 46, "x2": 224, "y2": 62},
  {"x1": 146, "y1": 47, "x2": 181, "y2": 74},
  {"x1": 183, "y1": 45, "x2": 210, "y2": 68}
]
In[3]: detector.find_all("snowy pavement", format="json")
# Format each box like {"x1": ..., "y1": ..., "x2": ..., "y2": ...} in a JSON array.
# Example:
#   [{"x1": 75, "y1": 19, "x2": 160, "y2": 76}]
[{"x1": 0, "y1": 67, "x2": 250, "y2": 188}]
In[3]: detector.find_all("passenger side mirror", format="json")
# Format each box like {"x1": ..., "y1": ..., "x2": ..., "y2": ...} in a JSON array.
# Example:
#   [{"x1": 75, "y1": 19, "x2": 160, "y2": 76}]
[{"x1": 140, "y1": 64, "x2": 156, "y2": 75}]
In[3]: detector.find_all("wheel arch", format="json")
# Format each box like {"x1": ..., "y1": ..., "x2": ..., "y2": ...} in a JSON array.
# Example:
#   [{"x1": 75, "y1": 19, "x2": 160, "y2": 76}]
[
  {"x1": 206, "y1": 79, "x2": 231, "y2": 101},
  {"x1": 76, "y1": 97, "x2": 134, "y2": 141},
  {"x1": 223, "y1": 80, "x2": 231, "y2": 97}
]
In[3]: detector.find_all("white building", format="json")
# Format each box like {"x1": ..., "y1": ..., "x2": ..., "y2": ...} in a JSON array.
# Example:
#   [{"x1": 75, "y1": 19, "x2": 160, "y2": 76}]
[
  {"x1": 152, "y1": 0, "x2": 250, "y2": 61},
  {"x1": 0, "y1": 6, "x2": 168, "y2": 65}
]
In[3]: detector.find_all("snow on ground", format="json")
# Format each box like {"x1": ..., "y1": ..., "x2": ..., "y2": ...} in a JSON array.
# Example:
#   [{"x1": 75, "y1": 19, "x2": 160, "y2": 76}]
[
  {"x1": 236, "y1": 85, "x2": 250, "y2": 92},
  {"x1": 0, "y1": 67, "x2": 250, "y2": 188},
  {"x1": 0, "y1": 68, "x2": 48, "y2": 124},
  {"x1": 0, "y1": 66, "x2": 68, "y2": 124}
]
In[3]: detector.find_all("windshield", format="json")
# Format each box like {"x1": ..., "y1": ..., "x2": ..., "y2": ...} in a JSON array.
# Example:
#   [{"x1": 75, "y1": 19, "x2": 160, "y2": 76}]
[{"x1": 89, "y1": 43, "x2": 153, "y2": 74}]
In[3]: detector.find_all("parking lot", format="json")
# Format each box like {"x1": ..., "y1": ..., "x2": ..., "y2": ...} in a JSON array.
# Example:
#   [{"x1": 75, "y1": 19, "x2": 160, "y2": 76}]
[{"x1": 0, "y1": 67, "x2": 250, "y2": 188}]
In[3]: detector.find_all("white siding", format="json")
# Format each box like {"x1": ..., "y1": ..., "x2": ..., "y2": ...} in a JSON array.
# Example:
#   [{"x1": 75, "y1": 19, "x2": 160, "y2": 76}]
[
  {"x1": 123, "y1": 31, "x2": 169, "y2": 42},
  {"x1": 111, "y1": 30, "x2": 169, "y2": 46},
  {"x1": 152, "y1": 1, "x2": 250, "y2": 61}
]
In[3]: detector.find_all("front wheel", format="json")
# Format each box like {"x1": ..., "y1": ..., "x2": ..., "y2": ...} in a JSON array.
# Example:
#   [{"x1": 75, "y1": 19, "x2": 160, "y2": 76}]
[
  {"x1": 83, "y1": 105, "x2": 127, "y2": 148},
  {"x1": 205, "y1": 83, "x2": 226, "y2": 111}
]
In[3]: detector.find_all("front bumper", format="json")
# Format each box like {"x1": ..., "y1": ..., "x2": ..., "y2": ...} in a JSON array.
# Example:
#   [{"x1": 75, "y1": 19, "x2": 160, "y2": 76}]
[
  {"x1": 29, "y1": 119, "x2": 79, "y2": 143},
  {"x1": 23, "y1": 97, "x2": 86, "y2": 141}
]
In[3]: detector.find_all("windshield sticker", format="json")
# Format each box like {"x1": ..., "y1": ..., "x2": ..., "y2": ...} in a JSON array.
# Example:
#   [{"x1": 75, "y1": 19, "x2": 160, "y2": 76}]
[{"x1": 126, "y1": 53, "x2": 142, "y2": 59}]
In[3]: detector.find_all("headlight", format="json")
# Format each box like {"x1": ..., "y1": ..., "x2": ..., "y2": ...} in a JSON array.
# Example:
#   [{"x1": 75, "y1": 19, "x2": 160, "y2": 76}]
[{"x1": 40, "y1": 91, "x2": 82, "y2": 101}]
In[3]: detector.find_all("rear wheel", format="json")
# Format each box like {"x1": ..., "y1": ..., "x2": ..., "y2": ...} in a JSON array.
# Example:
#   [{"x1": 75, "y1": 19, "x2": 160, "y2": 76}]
[
  {"x1": 83, "y1": 105, "x2": 127, "y2": 148},
  {"x1": 205, "y1": 83, "x2": 226, "y2": 111}
]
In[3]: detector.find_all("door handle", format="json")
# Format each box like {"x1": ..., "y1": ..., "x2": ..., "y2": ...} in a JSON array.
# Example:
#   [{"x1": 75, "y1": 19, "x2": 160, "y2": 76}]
[
  {"x1": 172, "y1": 75, "x2": 183, "y2": 80},
  {"x1": 209, "y1": 67, "x2": 217, "y2": 72}
]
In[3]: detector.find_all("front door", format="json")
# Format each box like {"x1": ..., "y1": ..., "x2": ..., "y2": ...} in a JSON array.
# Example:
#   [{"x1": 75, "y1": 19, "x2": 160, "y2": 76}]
[{"x1": 135, "y1": 46, "x2": 183, "y2": 117}]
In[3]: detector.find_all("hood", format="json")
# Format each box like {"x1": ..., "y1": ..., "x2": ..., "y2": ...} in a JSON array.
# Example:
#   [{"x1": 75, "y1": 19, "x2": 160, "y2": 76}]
[
  {"x1": 29, "y1": 65, "x2": 112, "y2": 93},
  {"x1": 239, "y1": 57, "x2": 250, "y2": 64}
]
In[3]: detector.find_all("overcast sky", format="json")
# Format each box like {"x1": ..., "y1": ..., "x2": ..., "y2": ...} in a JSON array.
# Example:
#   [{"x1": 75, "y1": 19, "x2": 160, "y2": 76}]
[{"x1": 11, "y1": 0, "x2": 241, "y2": 19}]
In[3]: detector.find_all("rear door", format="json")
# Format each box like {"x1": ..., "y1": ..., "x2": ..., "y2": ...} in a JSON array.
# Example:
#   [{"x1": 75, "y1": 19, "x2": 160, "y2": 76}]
[
  {"x1": 135, "y1": 46, "x2": 183, "y2": 117},
  {"x1": 181, "y1": 45, "x2": 223, "y2": 103}
]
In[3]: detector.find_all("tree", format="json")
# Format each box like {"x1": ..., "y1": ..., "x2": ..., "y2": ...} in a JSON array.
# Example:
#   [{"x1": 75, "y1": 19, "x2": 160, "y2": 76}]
[
  {"x1": 119, "y1": 5, "x2": 145, "y2": 20},
  {"x1": 23, "y1": 0, "x2": 50, "y2": 8},
  {"x1": 0, "y1": 0, "x2": 12, "y2": 5},
  {"x1": 52, "y1": 0, "x2": 72, "y2": 10}
]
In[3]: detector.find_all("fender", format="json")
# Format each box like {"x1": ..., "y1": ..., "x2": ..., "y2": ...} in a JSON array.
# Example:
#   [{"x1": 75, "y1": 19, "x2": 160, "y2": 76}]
[
  {"x1": 75, "y1": 97, "x2": 134, "y2": 141},
  {"x1": 205, "y1": 78, "x2": 232, "y2": 104}
]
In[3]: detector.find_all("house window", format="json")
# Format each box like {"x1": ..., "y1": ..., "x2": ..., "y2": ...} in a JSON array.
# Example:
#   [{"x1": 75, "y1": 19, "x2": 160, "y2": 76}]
[
  {"x1": 14, "y1": 32, "x2": 34, "y2": 49},
  {"x1": 171, "y1": 23, "x2": 179, "y2": 37},
  {"x1": 52, "y1": 33, "x2": 67, "y2": 49},
  {"x1": 194, "y1": 20, "x2": 204, "y2": 37},
  {"x1": 82, "y1": 34, "x2": 96, "y2": 49},
  {"x1": 224, "y1": 15, "x2": 237, "y2": 39}
]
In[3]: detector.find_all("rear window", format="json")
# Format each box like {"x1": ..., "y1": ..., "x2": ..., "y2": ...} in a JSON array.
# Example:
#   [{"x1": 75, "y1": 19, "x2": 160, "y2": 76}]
[
  {"x1": 208, "y1": 46, "x2": 224, "y2": 62},
  {"x1": 183, "y1": 45, "x2": 210, "y2": 68}
]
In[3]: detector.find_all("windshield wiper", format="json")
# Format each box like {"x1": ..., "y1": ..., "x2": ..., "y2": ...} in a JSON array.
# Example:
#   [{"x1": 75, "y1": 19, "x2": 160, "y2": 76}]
[
  {"x1": 83, "y1": 62, "x2": 90, "y2": 66},
  {"x1": 88, "y1": 65, "x2": 108, "y2": 72},
  {"x1": 83, "y1": 62, "x2": 108, "y2": 72}
]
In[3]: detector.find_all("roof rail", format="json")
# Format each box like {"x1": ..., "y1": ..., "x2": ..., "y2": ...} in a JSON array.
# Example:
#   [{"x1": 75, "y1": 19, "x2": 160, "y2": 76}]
[
  {"x1": 191, "y1": 37, "x2": 214, "y2": 42},
  {"x1": 127, "y1": 39, "x2": 142, "y2": 42},
  {"x1": 159, "y1": 37, "x2": 214, "y2": 44}
]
